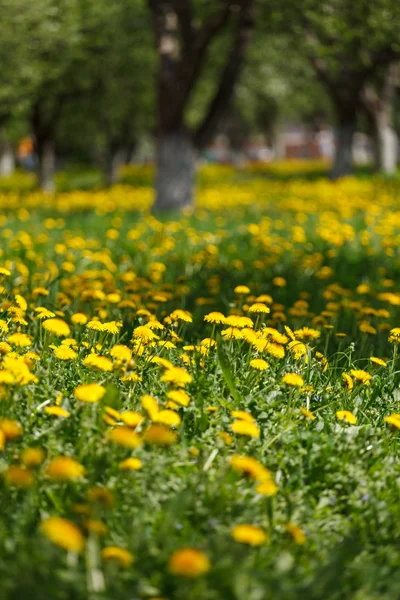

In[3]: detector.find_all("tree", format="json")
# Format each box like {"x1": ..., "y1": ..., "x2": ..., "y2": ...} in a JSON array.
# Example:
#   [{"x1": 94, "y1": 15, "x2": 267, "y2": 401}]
[
  {"x1": 148, "y1": 0, "x2": 255, "y2": 211},
  {"x1": 0, "y1": 0, "x2": 43, "y2": 176},
  {"x1": 274, "y1": 0, "x2": 400, "y2": 178},
  {"x1": 28, "y1": 0, "x2": 85, "y2": 192},
  {"x1": 362, "y1": 63, "x2": 399, "y2": 174},
  {"x1": 77, "y1": 0, "x2": 154, "y2": 186},
  {"x1": 233, "y1": 33, "x2": 332, "y2": 159}
]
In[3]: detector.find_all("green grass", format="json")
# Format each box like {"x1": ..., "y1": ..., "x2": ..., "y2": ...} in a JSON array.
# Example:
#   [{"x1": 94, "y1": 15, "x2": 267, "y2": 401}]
[{"x1": 0, "y1": 168, "x2": 399, "y2": 599}]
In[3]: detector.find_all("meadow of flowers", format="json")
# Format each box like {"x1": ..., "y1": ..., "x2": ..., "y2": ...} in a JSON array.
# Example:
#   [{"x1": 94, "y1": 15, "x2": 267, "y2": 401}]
[{"x1": 0, "y1": 164, "x2": 400, "y2": 599}]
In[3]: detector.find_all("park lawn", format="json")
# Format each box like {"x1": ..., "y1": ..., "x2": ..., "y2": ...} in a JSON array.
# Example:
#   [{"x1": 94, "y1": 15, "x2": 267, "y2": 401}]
[{"x1": 0, "y1": 164, "x2": 400, "y2": 599}]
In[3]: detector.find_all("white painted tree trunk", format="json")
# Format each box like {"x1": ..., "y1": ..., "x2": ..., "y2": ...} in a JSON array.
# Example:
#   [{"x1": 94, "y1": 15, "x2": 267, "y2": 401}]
[
  {"x1": 38, "y1": 140, "x2": 55, "y2": 193},
  {"x1": 154, "y1": 131, "x2": 196, "y2": 211},
  {"x1": 0, "y1": 144, "x2": 15, "y2": 177},
  {"x1": 332, "y1": 122, "x2": 354, "y2": 179},
  {"x1": 104, "y1": 149, "x2": 124, "y2": 186},
  {"x1": 376, "y1": 123, "x2": 398, "y2": 175}
]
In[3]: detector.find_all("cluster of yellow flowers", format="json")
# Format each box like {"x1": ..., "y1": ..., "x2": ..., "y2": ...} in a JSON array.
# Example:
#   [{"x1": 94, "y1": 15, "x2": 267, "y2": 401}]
[{"x1": 0, "y1": 166, "x2": 399, "y2": 595}]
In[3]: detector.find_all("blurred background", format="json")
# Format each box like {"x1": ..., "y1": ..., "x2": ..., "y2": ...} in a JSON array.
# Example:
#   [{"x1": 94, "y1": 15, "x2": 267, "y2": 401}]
[{"x1": 1, "y1": 0, "x2": 400, "y2": 208}]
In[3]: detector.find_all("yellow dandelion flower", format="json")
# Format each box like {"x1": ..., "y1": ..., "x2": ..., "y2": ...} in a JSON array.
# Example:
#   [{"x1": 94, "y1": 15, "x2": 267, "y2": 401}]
[
  {"x1": 101, "y1": 546, "x2": 134, "y2": 566},
  {"x1": 83, "y1": 519, "x2": 107, "y2": 535},
  {"x1": 336, "y1": 410, "x2": 357, "y2": 425},
  {"x1": 15, "y1": 294, "x2": 28, "y2": 311},
  {"x1": 384, "y1": 414, "x2": 400, "y2": 429},
  {"x1": 41, "y1": 517, "x2": 84, "y2": 553},
  {"x1": 7, "y1": 333, "x2": 32, "y2": 348},
  {"x1": 284, "y1": 325, "x2": 296, "y2": 341},
  {"x1": 218, "y1": 431, "x2": 233, "y2": 445},
  {"x1": 294, "y1": 327, "x2": 320, "y2": 341},
  {"x1": 169, "y1": 309, "x2": 193, "y2": 323},
  {"x1": 42, "y1": 318, "x2": 71, "y2": 337},
  {"x1": 3, "y1": 465, "x2": 34, "y2": 488},
  {"x1": 169, "y1": 548, "x2": 210, "y2": 577},
  {"x1": 154, "y1": 410, "x2": 181, "y2": 427},
  {"x1": 350, "y1": 369, "x2": 372, "y2": 386},
  {"x1": 288, "y1": 340, "x2": 307, "y2": 359},
  {"x1": 262, "y1": 328, "x2": 289, "y2": 345},
  {"x1": 242, "y1": 328, "x2": 258, "y2": 344},
  {"x1": 0, "y1": 418, "x2": 23, "y2": 439},
  {"x1": 166, "y1": 389, "x2": 190, "y2": 407},
  {"x1": 34, "y1": 307, "x2": 56, "y2": 320},
  {"x1": 44, "y1": 406, "x2": 70, "y2": 418},
  {"x1": 86, "y1": 320, "x2": 104, "y2": 332},
  {"x1": 52, "y1": 346, "x2": 78, "y2": 360},
  {"x1": 143, "y1": 424, "x2": 177, "y2": 446},
  {"x1": 231, "y1": 420, "x2": 260, "y2": 438},
  {"x1": 248, "y1": 303, "x2": 270, "y2": 314},
  {"x1": 225, "y1": 315, "x2": 254, "y2": 329},
  {"x1": 148, "y1": 356, "x2": 174, "y2": 369},
  {"x1": 221, "y1": 327, "x2": 243, "y2": 340},
  {"x1": 21, "y1": 447, "x2": 45, "y2": 468},
  {"x1": 87, "y1": 486, "x2": 114, "y2": 507},
  {"x1": 74, "y1": 383, "x2": 106, "y2": 403},
  {"x1": 161, "y1": 367, "x2": 192, "y2": 387},
  {"x1": 0, "y1": 370, "x2": 15, "y2": 384},
  {"x1": 121, "y1": 372, "x2": 142, "y2": 383},
  {"x1": 388, "y1": 327, "x2": 400, "y2": 343},
  {"x1": 230, "y1": 455, "x2": 271, "y2": 482},
  {"x1": 342, "y1": 373, "x2": 354, "y2": 391},
  {"x1": 369, "y1": 357, "x2": 387, "y2": 367},
  {"x1": 231, "y1": 410, "x2": 255, "y2": 423},
  {"x1": 102, "y1": 321, "x2": 121, "y2": 334},
  {"x1": 83, "y1": 354, "x2": 113, "y2": 372},
  {"x1": 234, "y1": 285, "x2": 250, "y2": 295},
  {"x1": 104, "y1": 406, "x2": 120, "y2": 421},
  {"x1": 133, "y1": 325, "x2": 159, "y2": 342},
  {"x1": 265, "y1": 341, "x2": 285, "y2": 359},
  {"x1": 250, "y1": 358, "x2": 269, "y2": 371},
  {"x1": 0, "y1": 320, "x2": 9, "y2": 334},
  {"x1": 107, "y1": 426, "x2": 141, "y2": 449},
  {"x1": 141, "y1": 394, "x2": 159, "y2": 419},
  {"x1": 282, "y1": 373, "x2": 304, "y2": 387},
  {"x1": 110, "y1": 344, "x2": 132, "y2": 362},
  {"x1": 272, "y1": 277, "x2": 286, "y2": 287},
  {"x1": 146, "y1": 320, "x2": 164, "y2": 330},
  {"x1": 300, "y1": 407, "x2": 315, "y2": 420},
  {"x1": 231, "y1": 524, "x2": 267, "y2": 546},
  {"x1": 120, "y1": 411, "x2": 143, "y2": 428},
  {"x1": 286, "y1": 522, "x2": 306, "y2": 544},
  {"x1": 0, "y1": 340, "x2": 11, "y2": 355},
  {"x1": 71, "y1": 313, "x2": 88, "y2": 325},
  {"x1": 46, "y1": 456, "x2": 85, "y2": 480},
  {"x1": 204, "y1": 312, "x2": 226, "y2": 324},
  {"x1": 256, "y1": 480, "x2": 278, "y2": 496},
  {"x1": 118, "y1": 457, "x2": 142, "y2": 471}
]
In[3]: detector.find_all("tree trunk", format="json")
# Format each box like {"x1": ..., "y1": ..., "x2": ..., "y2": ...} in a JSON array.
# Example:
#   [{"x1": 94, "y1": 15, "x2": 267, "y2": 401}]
[
  {"x1": 331, "y1": 118, "x2": 355, "y2": 179},
  {"x1": 380, "y1": 125, "x2": 398, "y2": 174},
  {"x1": 104, "y1": 148, "x2": 125, "y2": 186},
  {"x1": 37, "y1": 139, "x2": 55, "y2": 193},
  {"x1": 365, "y1": 102, "x2": 398, "y2": 175},
  {"x1": 0, "y1": 128, "x2": 14, "y2": 176},
  {"x1": 374, "y1": 120, "x2": 398, "y2": 174},
  {"x1": 362, "y1": 63, "x2": 399, "y2": 175},
  {"x1": 0, "y1": 143, "x2": 15, "y2": 177},
  {"x1": 153, "y1": 130, "x2": 196, "y2": 212},
  {"x1": 124, "y1": 141, "x2": 137, "y2": 165}
]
